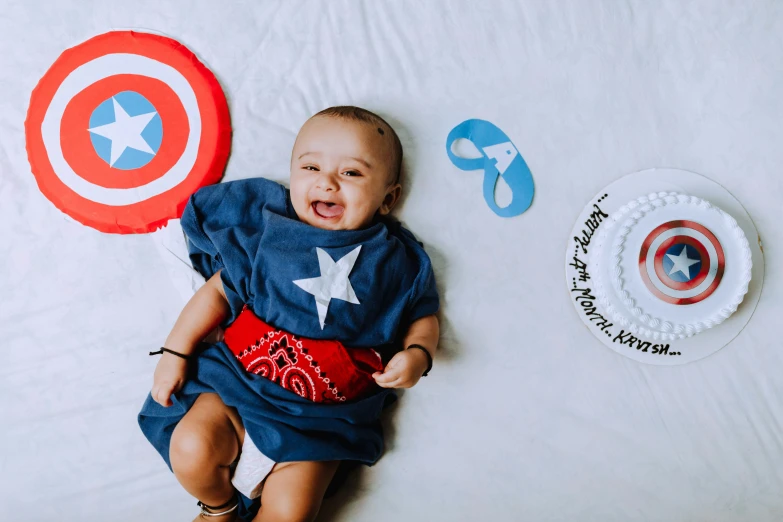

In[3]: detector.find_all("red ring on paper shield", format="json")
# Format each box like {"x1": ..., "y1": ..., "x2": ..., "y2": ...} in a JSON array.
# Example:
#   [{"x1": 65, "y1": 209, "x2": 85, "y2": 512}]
[
  {"x1": 638, "y1": 220, "x2": 725, "y2": 305},
  {"x1": 60, "y1": 74, "x2": 189, "y2": 189},
  {"x1": 25, "y1": 31, "x2": 231, "y2": 234}
]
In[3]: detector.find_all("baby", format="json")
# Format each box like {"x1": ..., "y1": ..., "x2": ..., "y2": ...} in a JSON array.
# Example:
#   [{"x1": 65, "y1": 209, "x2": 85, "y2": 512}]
[{"x1": 138, "y1": 106, "x2": 440, "y2": 521}]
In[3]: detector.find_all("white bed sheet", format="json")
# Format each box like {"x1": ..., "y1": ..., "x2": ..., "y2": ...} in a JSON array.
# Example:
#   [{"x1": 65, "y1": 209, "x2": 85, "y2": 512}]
[{"x1": 2, "y1": 1, "x2": 782, "y2": 521}]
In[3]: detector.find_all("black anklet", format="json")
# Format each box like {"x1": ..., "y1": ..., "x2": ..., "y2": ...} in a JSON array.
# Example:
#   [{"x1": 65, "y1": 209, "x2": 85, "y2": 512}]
[{"x1": 197, "y1": 493, "x2": 238, "y2": 517}]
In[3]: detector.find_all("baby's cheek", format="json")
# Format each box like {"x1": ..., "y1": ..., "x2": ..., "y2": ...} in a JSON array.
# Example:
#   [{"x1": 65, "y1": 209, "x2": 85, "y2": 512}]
[{"x1": 361, "y1": 202, "x2": 378, "y2": 219}]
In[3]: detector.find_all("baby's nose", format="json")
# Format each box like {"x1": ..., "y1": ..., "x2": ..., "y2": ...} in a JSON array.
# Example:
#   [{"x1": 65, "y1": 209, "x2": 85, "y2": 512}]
[{"x1": 317, "y1": 171, "x2": 339, "y2": 191}]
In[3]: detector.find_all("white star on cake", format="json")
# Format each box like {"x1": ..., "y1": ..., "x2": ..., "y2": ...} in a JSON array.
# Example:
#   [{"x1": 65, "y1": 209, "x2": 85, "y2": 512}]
[{"x1": 666, "y1": 245, "x2": 700, "y2": 280}]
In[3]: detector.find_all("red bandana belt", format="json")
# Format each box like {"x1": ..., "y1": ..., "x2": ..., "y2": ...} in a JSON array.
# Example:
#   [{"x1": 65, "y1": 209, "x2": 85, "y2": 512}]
[{"x1": 223, "y1": 306, "x2": 384, "y2": 403}]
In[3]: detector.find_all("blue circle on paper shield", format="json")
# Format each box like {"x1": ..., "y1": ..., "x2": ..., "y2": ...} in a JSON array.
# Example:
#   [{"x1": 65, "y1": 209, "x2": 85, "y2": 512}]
[
  {"x1": 88, "y1": 90, "x2": 162, "y2": 170},
  {"x1": 662, "y1": 244, "x2": 702, "y2": 283}
]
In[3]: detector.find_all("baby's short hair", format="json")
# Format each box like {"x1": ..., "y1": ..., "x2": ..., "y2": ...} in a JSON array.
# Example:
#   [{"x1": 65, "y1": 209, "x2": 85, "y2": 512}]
[{"x1": 314, "y1": 106, "x2": 403, "y2": 184}]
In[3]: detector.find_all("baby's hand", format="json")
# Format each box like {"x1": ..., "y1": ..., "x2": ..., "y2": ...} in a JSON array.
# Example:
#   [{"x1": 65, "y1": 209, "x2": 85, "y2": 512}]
[
  {"x1": 151, "y1": 353, "x2": 188, "y2": 407},
  {"x1": 372, "y1": 348, "x2": 429, "y2": 389}
]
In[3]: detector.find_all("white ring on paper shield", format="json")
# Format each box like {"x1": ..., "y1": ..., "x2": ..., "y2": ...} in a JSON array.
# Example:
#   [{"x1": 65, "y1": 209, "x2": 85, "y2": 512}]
[{"x1": 40, "y1": 53, "x2": 202, "y2": 206}]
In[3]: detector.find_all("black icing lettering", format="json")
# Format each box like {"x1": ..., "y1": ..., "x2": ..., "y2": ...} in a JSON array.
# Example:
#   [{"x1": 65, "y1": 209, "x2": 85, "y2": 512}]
[
  {"x1": 572, "y1": 286, "x2": 595, "y2": 303},
  {"x1": 611, "y1": 332, "x2": 675, "y2": 357},
  {"x1": 571, "y1": 286, "x2": 614, "y2": 335},
  {"x1": 613, "y1": 330, "x2": 631, "y2": 343},
  {"x1": 573, "y1": 204, "x2": 610, "y2": 254},
  {"x1": 594, "y1": 317, "x2": 613, "y2": 331},
  {"x1": 569, "y1": 254, "x2": 590, "y2": 282}
]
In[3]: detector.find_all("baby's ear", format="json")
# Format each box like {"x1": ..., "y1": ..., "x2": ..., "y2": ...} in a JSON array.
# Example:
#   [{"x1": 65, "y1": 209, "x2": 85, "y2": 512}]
[{"x1": 379, "y1": 184, "x2": 402, "y2": 215}]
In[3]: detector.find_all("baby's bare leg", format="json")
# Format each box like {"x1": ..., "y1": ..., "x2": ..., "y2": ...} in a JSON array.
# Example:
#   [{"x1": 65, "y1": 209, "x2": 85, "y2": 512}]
[
  {"x1": 170, "y1": 393, "x2": 244, "y2": 520},
  {"x1": 252, "y1": 461, "x2": 339, "y2": 522}
]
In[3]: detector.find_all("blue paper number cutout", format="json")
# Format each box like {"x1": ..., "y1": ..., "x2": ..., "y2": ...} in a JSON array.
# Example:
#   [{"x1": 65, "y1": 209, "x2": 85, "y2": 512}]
[{"x1": 446, "y1": 119, "x2": 534, "y2": 217}]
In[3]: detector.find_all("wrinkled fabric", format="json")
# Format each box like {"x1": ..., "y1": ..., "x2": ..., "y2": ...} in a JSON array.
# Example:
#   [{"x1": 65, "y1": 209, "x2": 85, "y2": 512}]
[
  {"x1": 138, "y1": 177, "x2": 438, "y2": 520},
  {"x1": 180, "y1": 178, "x2": 440, "y2": 345},
  {"x1": 138, "y1": 345, "x2": 395, "y2": 520}
]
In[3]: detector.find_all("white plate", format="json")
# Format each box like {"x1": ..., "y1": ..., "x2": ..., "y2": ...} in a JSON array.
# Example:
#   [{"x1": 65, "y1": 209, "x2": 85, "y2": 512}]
[{"x1": 564, "y1": 168, "x2": 765, "y2": 365}]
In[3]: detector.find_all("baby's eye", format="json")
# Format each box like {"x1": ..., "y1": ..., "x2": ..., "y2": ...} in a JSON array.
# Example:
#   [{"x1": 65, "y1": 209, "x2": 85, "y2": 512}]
[
  {"x1": 342, "y1": 170, "x2": 362, "y2": 177},
  {"x1": 303, "y1": 165, "x2": 319, "y2": 171}
]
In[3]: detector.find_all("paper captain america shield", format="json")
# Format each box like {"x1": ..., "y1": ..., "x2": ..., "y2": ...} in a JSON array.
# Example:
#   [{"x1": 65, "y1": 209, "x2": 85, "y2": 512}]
[
  {"x1": 25, "y1": 31, "x2": 231, "y2": 234},
  {"x1": 638, "y1": 220, "x2": 726, "y2": 305}
]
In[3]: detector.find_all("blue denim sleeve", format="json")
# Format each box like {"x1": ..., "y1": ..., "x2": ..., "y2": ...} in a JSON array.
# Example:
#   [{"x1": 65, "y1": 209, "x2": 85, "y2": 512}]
[
  {"x1": 394, "y1": 225, "x2": 440, "y2": 323},
  {"x1": 179, "y1": 178, "x2": 288, "y2": 323}
]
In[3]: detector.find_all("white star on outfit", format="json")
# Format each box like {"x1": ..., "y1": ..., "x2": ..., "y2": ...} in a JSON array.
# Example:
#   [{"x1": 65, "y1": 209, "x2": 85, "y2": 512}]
[
  {"x1": 293, "y1": 246, "x2": 362, "y2": 329},
  {"x1": 88, "y1": 97, "x2": 157, "y2": 166},
  {"x1": 666, "y1": 245, "x2": 700, "y2": 280}
]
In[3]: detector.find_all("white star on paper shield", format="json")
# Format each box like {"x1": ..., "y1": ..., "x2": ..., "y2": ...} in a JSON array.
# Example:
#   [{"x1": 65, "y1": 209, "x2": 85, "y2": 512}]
[
  {"x1": 88, "y1": 97, "x2": 157, "y2": 167},
  {"x1": 293, "y1": 246, "x2": 362, "y2": 329}
]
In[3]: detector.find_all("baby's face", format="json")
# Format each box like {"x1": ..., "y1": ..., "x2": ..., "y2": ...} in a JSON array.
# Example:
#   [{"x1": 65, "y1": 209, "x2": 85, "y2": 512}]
[{"x1": 289, "y1": 116, "x2": 400, "y2": 231}]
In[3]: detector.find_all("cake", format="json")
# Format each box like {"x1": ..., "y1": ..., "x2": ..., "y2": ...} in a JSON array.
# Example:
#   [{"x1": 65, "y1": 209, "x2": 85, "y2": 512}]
[{"x1": 589, "y1": 192, "x2": 752, "y2": 341}]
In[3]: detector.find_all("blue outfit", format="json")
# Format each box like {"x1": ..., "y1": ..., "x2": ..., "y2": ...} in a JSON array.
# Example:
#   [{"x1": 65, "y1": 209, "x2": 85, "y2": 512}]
[{"x1": 138, "y1": 178, "x2": 439, "y2": 520}]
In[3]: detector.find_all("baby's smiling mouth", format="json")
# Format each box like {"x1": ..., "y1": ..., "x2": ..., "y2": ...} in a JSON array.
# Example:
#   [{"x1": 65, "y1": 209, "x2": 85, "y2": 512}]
[{"x1": 312, "y1": 201, "x2": 345, "y2": 219}]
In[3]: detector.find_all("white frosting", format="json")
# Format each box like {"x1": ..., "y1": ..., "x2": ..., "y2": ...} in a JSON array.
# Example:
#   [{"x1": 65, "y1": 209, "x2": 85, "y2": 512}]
[{"x1": 589, "y1": 192, "x2": 752, "y2": 340}]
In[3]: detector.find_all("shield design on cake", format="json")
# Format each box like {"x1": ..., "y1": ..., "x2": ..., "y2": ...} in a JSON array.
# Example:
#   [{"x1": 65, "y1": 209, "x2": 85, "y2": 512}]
[
  {"x1": 638, "y1": 220, "x2": 725, "y2": 305},
  {"x1": 25, "y1": 30, "x2": 231, "y2": 234}
]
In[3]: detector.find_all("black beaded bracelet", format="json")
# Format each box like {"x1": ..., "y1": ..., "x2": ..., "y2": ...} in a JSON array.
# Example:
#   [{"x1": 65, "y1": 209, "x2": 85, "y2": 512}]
[
  {"x1": 149, "y1": 347, "x2": 192, "y2": 361},
  {"x1": 406, "y1": 344, "x2": 433, "y2": 377}
]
